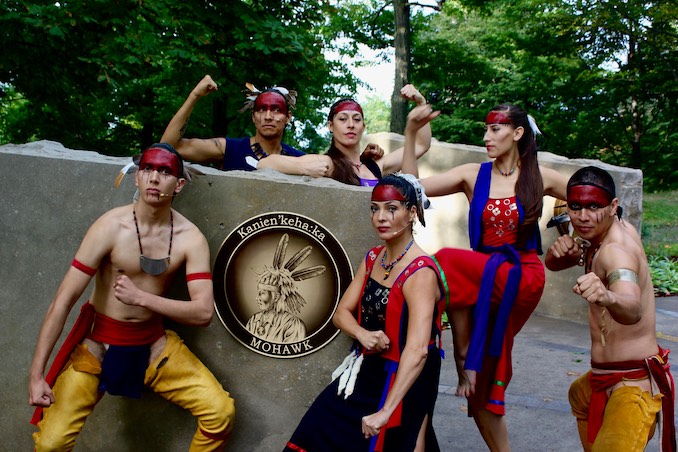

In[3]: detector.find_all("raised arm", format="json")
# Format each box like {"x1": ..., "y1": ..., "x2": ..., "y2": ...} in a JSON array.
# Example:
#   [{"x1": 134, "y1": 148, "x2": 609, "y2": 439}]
[
  {"x1": 256, "y1": 153, "x2": 330, "y2": 178},
  {"x1": 361, "y1": 267, "x2": 439, "y2": 437},
  {"x1": 382, "y1": 85, "x2": 439, "y2": 175},
  {"x1": 161, "y1": 75, "x2": 226, "y2": 164},
  {"x1": 399, "y1": 102, "x2": 439, "y2": 177},
  {"x1": 541, "y1": 165, "x2": 568, "y2": 200}
]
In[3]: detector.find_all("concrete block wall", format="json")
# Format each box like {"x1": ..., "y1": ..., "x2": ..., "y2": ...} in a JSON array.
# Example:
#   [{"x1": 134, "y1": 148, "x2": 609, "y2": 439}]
[{"x1": 0, "y1": 139, "x2": 642, "y2": 449}]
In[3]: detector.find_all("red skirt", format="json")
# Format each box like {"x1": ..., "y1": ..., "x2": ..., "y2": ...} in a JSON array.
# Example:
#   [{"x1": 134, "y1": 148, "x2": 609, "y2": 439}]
[{"x1": 434, "y1": 248, "x2": 545, "y2": 414}]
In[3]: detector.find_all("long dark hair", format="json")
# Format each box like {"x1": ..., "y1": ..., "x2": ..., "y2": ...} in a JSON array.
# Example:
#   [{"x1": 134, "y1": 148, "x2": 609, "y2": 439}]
[
  {"x1": 326, "y1": 98, "x2": 363, "y2": 185},
  {"x1": 488, "y1": 104, "x2": 543, "y2": 245}
]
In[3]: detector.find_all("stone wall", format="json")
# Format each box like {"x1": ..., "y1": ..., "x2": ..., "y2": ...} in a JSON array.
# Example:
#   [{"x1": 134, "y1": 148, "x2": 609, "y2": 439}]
[{"x1": 0, "y1": 139, "x2": 642, "y2": 449}]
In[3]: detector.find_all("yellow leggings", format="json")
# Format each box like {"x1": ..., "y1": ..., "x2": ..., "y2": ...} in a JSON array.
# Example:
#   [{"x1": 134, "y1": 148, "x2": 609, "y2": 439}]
[
  {"x1": 569, "y1": 371, "x2": 662, "y2": 452},
  {"x1": 34, "y1": 330, "x2": 235, "y2": 452}
]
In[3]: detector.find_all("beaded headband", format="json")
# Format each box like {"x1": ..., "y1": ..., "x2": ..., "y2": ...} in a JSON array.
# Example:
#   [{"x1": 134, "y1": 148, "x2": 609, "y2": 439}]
[{"x1": 259, "y1": 283, "x2": 280, "y2": 293}]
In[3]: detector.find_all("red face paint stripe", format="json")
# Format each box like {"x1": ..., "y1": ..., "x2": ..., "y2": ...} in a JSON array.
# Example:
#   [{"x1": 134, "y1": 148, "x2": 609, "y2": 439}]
[
  {"x1": 372, "y1": 185, "x2": 407, "y2": 202},
  {"x1": 567, "y1": 185, "x2": 612, "y2": 208},
  {"x1": 254, "y1": 91, "x2": 289, "y2": 115},
  {"x1": 139, "y1": 148, "x2": 182, "y2": 178}
]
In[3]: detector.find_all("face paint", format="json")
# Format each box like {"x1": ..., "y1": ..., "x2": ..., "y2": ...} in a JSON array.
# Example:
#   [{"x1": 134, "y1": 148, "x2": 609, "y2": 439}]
[
  {"x1": 254, "y1": 91, "x2": 289, "y2": 115},
  {"x1": 139, "y1": 148, "x2": 181, "y2": 178},
  {"x1": 333, "y1": 100, "x2": 364, "y2": 117},
  {"x1": 486, "y1": 111, "x2": 512, "y2": 125},
  {"x1": 371, "y1": 185, "x2": 407, "y2": 202},
  {"x1": 567, "y1": 185, "x2": 613, "y2": 212}
]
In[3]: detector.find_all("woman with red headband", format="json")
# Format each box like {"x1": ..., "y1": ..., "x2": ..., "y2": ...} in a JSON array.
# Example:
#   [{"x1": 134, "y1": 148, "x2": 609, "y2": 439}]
[
  {"x1": 324, "y1": 85, "x2": 435, "y2": 187},
  {"x1": 285, "y1": 174, "x2": 446, "y2": 452},
  {"x1": 403, "y1": 103, "x2": 568, "y2": 451},
  {"x1": 258, "y1": 85, "x2": 436, "y2": 186}
]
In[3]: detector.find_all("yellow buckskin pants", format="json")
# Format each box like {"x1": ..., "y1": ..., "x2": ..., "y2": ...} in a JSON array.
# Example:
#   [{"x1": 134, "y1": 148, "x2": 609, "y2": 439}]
[
  {"x1": 569, "y1": 370, "x2": 662, "y2": 452},
  {"x1": 34, "y1": 330, "x2": 235, "y2": 451}
]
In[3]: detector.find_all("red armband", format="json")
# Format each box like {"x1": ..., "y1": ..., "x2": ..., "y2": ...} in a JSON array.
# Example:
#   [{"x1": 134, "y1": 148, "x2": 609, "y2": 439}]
[
  {"x1": 186, "y1": 272, "x2": 212, "y2": 282},
  {"x1": 71, "y1": 258, "x2": 97, "y2": 277}
]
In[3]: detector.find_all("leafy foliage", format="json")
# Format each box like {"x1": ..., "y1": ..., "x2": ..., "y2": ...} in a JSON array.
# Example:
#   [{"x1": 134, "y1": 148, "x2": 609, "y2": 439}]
[
  {"x1": 411, "y1": 0, "x2": 678, "y2": 190},
  {"x1": 1, "y1": 0, "x2": 676, "y2": 190},
  {"x1": 648, "y1": 256, "x2": 678, "y2": 296},
  {"x1": 0, "y1": 0, "x2": 356, "y2": 156},
  {"x1": 641, "y1": 189, "x2": 678, "y2": 258}
]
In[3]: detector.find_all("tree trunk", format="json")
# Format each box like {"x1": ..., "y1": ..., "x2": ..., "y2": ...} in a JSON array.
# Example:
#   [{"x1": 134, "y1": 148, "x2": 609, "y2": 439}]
[
  {"x1": 213, "y1": 96, "x2": 229, "y2": 138},
  {"x1": 390, "y1": 0, "x2": 411, "y2": 134},
  {"x1": 627, "y1": 28, "x2": 642, "y2": 170}
]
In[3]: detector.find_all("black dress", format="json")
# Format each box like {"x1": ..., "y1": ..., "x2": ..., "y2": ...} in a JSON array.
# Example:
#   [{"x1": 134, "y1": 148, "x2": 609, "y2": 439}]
[{"x1": 284, "y1": 277, "x2": 441, "y2": 452}]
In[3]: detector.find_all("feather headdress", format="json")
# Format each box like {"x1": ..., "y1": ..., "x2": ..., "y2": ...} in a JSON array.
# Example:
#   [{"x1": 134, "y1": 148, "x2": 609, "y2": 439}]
[
  {"x1": 239, "y1": 82, "x2": 298, "y2": 113},
  {"x1": 257, "y1": 234, "x2": 325, "y2": 315}
]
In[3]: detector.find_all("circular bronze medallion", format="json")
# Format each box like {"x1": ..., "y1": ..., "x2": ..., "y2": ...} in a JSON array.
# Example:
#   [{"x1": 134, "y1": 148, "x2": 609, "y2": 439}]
[{"x1": 213, "y1": 212, "x2": 353, "y2": 358}]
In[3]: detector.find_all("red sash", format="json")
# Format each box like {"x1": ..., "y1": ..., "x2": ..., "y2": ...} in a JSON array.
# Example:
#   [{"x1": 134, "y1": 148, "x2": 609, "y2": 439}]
[
  {"x1": 30, "y1": 304, "x2": 165, "y2": 425},
  {"x1": 31, "y1": 303, "x2": 96, "y2": 425},
  {"x1": 588, "y1": 347, "x2": 675, "y2": 451},
  {"x1": 89, "y1": 312, "x2": 164, "y2": 346}
]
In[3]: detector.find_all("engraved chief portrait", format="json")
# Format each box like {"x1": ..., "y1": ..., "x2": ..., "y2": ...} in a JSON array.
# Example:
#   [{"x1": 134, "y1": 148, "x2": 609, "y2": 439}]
[{"x1": 213, "y1": 212, "x2": 352, "y2": 358}]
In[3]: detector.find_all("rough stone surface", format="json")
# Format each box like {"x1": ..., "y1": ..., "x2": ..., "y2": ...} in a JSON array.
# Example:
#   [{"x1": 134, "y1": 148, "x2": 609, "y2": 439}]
[{"x1": 0, "y1": 139, "x2": 642, "y2": 449}]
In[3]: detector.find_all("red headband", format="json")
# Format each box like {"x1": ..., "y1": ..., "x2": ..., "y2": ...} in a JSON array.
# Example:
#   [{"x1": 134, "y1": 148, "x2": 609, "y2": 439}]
[
  {"x1": 372, "y1": 185, "x2": 407, "y2": 202},
  {"x1": 567, "y1": 184, "x2": 613, "y2": 206},
  {"x1": 333, "y1": 100, "x2": 363, "y2": 116},
  {"x1": 486, "y1": 111, "x2": 512, "y2": 125}
]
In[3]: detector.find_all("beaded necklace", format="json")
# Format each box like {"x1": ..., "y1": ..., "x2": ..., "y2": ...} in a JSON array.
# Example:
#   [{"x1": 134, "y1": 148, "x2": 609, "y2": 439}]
[
  {"x1": 381, "y1": 239, "x2": 414, "y2": 280},
  {"x1": 251, "y1": 142, "x2": 283, "y2": 160},
  {"x1": 133, "y1": 208, "x2": 173, "y2": 276},
  {"x1": 494, "y1": 160, "x2": 518, "y2": 177},
  {"x1": 495, "y1": 161, "x2": 518, "y2": 177},
  {"x1": 250, "y1": 143, "x2": 269, "y2": 160}
]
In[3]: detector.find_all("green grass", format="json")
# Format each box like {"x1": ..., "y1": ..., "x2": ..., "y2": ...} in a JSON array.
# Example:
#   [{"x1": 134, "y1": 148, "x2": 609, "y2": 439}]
[{"x1": 642, "y1": 190, "x2": 678, "y2": 295}]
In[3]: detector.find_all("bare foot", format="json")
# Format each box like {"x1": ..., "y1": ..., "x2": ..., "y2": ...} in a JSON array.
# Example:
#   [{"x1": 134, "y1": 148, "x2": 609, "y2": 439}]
[{"x1": 456, "y1": 369, "x2": 477, "y2": 397}]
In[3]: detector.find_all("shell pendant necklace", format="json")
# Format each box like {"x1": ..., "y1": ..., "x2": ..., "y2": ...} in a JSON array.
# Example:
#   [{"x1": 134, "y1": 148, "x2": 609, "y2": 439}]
[
  {"x1": 133, "y1": 208, "x2": 173, "y2": 275},
  {"x1": 381, "y1": 239, "x2": 414, "y2": 280}
]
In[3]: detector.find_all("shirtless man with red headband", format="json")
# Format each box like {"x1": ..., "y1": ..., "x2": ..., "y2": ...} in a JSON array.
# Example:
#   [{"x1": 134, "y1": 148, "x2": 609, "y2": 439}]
[
  {"x1": 545, "y1": 166, "x2": 675, "y2": 452},
  {"x1": 28, "y1": 143, "x2": 235, "y2": 451}
]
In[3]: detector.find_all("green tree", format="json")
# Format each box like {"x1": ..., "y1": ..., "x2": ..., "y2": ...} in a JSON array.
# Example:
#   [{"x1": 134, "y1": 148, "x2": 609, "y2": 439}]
[
  {"x1": 363, "y1": 95, "x2": 391, "y2": 133},
  {"x1": 554, "y1": 0, "x2": 678, "y2": 189},
  {"x1": 324, "y1": 0, "x2": 443, "y2": 134},
  {"x1": 411, "y1": 0, "x2": 678, "y2": 190},
  {"x1": 0, "y1": 0, "x2": 356, "y2": 156}
]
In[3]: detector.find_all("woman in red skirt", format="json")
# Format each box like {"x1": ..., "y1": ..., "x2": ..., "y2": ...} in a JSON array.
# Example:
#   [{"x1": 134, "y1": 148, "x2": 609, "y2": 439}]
[{"x1": 402, "y1": 103, "x2": 567, "y2": 451}]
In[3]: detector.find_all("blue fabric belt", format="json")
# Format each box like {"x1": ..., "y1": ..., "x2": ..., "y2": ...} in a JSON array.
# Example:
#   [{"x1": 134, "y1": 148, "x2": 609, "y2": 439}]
[{"x1": 465, "y1": 244, "x2": 522, "y2": 372}]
